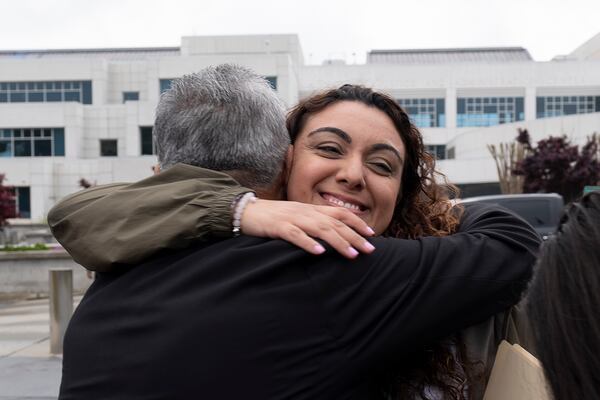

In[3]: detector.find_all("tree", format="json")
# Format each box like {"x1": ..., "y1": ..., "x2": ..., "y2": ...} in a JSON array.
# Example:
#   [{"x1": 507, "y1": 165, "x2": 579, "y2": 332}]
[
  {"x1": 487, "y1": 129, "x2": 531, "y2": 194},
  {"x1": 513, "y1": 130, "x2": 600, "y2": 203},
  {"x1": 0, "y1": 174, "x2": 17, "y2": 227}
]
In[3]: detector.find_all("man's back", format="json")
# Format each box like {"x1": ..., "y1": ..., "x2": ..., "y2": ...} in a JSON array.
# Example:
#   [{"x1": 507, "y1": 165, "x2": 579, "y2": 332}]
[{"x1": 59, "y1": 204, "x2": 539, "y2": 399}]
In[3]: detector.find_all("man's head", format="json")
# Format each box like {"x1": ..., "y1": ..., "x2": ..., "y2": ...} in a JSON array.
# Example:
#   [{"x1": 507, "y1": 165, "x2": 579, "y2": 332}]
[{"x1": 154, "y1": 64, "x2": 289, "y2": 191}]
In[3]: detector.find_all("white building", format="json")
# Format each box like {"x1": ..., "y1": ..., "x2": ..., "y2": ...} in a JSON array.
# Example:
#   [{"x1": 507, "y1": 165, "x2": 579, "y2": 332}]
[{"x1": 0, "y1": 33, "x2": 599, "y2": 221}]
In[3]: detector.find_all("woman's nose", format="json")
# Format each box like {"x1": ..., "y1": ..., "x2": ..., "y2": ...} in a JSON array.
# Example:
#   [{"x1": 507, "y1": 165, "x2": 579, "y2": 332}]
[{"x1": 335, "y1": 157, "x2": 366, "y2": 190}]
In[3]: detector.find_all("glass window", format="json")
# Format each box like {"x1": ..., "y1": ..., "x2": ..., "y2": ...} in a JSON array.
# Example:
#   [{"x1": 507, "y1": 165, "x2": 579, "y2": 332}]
[
  {"x1": 82, "y1": 81, "x2": 92, "y2": 104},
  {"x1": 140, "y1": 127, "x2": 155, "y2": 155},
  {"x1": 54, "y1": 128, "x2": 65, "y2": 156},
  {"x1": 0, "y1": 80, "x2": 92, "y2": 104},
  {"x1": 46, "y1": 92, "x2": 62, "y2": 102},
  {"x1": 397, "y1": 98, "x2": 445, "y2": 128},
  {"x1": 14, "y1": 140, "x2": 32, "y2": 157},
  {"x1": 100, "y1": 139, "x2": 118, "y2": 157},
  {"x1": 0, "y1": 141, "x2": 11, "y2": 157},
  {"x1": 536, "y1": 95, "x2": 600, "y2": 119},
  {"x1": 265, "y1": 76, "x2": 277, "y2": 90},
  {"x1": 64, "y1": 92, "x2": 80, "y2": 102},
  {"x1": 426, "y1": 145, "x2": 446, "y2": 160},
  {"x1": 123, "y1": 91, "x2": 140, "y2": 102},
  {"x1": 28, "y1": 92, "x2": 44, "y2": 102},
  {"x1": 0, "y1": 127, "x2": 65, "y2": 157},
  {"x1": 159, "y1": 79, "x2": 173, "y2": 94},
  {"x1": 15, "y1": 187, "x2": 31, "y2": 219},
  {"x1": 457, "y1": 96, "x2": 524, "y2": 127},
  {"x1": 10, "y1": 92, "x2": 26, "y2": 102},
  {"x1": 34, "y1": 140, "x2": 52, "y2": 156}
]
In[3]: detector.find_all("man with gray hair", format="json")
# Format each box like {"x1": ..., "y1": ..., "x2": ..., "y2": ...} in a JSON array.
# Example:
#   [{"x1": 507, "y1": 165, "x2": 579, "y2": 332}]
[{"x1": 50, "y1": 65, "x2": 296, "y2": 269}]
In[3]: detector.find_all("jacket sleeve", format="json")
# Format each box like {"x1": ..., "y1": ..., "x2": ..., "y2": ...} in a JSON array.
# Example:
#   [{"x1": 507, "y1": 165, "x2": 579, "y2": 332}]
[
  {"x1": 307, "y1": 202, "x2": 541, "y2": 363},
  {"x1": 47, "y1": 164, "x2": 251, "y2": 272}
]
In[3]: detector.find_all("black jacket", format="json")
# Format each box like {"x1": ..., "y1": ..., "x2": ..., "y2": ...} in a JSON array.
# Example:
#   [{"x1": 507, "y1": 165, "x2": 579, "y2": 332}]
[{"x1": 59, "y1": 203, "x2": 539, "y2": 400}]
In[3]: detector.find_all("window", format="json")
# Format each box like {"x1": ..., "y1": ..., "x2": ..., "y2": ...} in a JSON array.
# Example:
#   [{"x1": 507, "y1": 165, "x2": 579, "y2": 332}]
[
  {"x1": 0, "y1": 81, "x2": 92, "y2": 104},
  {"x1": 140, "y1": 126, "x2": 155, "y2": 155},
  {"x1": 536, "y1": 96, "x2": 600, "y2": 118},
  {"x1": 10, "y1": 187, "x2": 31, "y2": 219},
  {"x1": 397, "y1": 98, "x2": 445, "y2": 127},
  {"x1": 123, "y1": 91, "x2": 139, "y2": 102},
  {"x1": 426, "y1": 144, "x2": 446, "y2": 160},
  {"x1": 457, "y1": 97, "x2": 524, "y2": 127},
  {"x1": 100, "y1": 139, "x2": 118, "y2": 157},
  {"x1": 159, "y1": 79, "x2": 174, "y2": 94},
  {"x1": 265, "y1": 76, "x2": 277, "y2": 90},
  {"x1": 0, "y1": 128, "x2": 64, "y2": 157},
  {"x1": 447, "y1": 147, "x2": 456, "y2": 160}
]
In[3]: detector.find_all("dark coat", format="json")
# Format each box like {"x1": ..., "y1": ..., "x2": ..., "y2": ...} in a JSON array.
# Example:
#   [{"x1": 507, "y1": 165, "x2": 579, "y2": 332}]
[{"x1": 59, "y1": 203, "x2": 539, "y2": 400}]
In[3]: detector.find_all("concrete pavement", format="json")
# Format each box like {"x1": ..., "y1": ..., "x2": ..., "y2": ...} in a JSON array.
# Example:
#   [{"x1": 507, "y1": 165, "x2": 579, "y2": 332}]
[{"x1": 0, "y1": 297, "x2": 81, "y2": 400}]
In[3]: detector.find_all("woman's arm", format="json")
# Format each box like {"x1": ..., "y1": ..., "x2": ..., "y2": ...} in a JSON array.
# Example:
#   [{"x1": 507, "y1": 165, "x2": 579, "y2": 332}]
[{"x1": 48, "y1": 164, "x2": 374, "y2": 272}]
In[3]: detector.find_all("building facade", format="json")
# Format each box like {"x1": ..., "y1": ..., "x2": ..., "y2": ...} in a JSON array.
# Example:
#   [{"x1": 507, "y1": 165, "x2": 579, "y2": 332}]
[{"x1": 1, "y1": 33, "x2": 599, "y2": 221}]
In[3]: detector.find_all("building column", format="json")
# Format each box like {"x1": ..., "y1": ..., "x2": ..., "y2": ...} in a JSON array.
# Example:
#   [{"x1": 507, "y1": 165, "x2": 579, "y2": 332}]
[
  {"x1": 445, "y1": 88, "x2": 457, "y2": 128},
  {"x1": 525, "y1": 86, "x2": 537, "y2": 121}
]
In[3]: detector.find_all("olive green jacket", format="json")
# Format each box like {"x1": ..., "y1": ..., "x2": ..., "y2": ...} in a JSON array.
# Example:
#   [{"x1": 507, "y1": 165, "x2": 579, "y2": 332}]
[{"x1": 47, "y1": 163, "x2": 251, "y2": 272}]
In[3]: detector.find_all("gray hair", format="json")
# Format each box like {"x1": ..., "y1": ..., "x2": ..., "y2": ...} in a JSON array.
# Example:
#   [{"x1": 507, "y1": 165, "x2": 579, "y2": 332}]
[{"x1": 154, "y1": 64, "x2": 289, "y2": 188}]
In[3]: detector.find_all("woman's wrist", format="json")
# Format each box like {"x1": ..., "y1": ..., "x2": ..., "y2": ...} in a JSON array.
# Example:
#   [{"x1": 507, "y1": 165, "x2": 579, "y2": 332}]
[{"x1": 231, "y1": 192, "x2": 257, "y2": 236}]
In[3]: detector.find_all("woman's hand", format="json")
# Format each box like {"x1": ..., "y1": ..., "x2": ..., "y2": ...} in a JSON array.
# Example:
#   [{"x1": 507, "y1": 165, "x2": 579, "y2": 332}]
[{"x1": 241, "y1": 199, "x2": 376, "y2": 259}]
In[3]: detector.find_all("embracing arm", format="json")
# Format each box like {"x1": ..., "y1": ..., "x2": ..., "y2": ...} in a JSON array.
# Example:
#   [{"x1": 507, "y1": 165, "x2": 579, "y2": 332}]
[
  {"x1": 309, "y1": 203, "x2": 541, "y2": 360},
  {"x1": 48, "y1": 163, "x2": 374, "y2": 272},
  {"x1": 48, "y1": 164, "x2": 249, "y2": 272}
]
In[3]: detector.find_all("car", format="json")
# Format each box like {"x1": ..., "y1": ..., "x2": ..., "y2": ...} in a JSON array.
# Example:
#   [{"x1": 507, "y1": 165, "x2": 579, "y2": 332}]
[{"x1": 460, "y1": 193, "x2": 564, "y2": 240}]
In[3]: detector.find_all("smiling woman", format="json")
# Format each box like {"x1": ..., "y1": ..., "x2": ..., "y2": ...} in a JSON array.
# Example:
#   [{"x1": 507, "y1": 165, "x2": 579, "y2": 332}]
[
  {"x1": 287, "y1": 101, "x2": 404, "y2": 235},
  {"x1": 286, "y1": 84, "x2": 460, "y2": 240}
]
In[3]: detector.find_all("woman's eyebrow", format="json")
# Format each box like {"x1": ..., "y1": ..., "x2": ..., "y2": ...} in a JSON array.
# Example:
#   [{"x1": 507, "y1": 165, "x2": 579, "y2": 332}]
[
  {"x1": 307, "y1": 127, "x2": 352, "y2": 143},
  {"x1": 370, "y1": 143, "x2": 404, "y2": 165}
]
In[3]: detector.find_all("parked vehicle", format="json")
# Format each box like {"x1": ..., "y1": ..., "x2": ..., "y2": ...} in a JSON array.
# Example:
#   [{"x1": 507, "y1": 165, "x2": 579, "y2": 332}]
[{"x1": 460, "y1": 193, "x2": 564, "y2": 240}]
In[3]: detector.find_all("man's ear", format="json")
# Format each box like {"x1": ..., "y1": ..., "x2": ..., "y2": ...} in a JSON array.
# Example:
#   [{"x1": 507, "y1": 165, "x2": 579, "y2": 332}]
[{"x1": 284, "y1": 145, "x2": 294, "y2": 184}]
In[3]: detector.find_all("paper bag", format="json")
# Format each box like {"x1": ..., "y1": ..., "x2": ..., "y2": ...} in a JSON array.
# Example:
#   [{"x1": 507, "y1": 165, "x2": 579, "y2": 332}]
[{"x1": 483, "y1": 340, "x2": 551, "y2": 400}]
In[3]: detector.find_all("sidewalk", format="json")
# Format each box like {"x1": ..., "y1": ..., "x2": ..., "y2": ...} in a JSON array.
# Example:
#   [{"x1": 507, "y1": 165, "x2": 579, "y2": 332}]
[{"x1": 0, "y1": 297, "x2": 81, "y2": 400}]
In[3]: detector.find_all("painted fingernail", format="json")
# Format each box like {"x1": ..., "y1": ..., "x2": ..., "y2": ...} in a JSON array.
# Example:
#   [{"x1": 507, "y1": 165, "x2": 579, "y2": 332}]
[
  {"x1": 314, "y1": 244, "x2": 326, "y2": 254},
  {"x1": 366, "y1": 227, "x2": 375, "y2": 235},
  {"x1": 363, "y1": 241, "x2": 375, "y2": 252},
  {"x1": 347, "y1": 247, "x2": 359, "y2": 258}
]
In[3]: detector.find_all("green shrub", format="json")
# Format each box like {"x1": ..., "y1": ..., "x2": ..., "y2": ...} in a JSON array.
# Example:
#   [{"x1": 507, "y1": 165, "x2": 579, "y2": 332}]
[{"x1": 0, "y1": 243, "x2": 49, "y2": 252}]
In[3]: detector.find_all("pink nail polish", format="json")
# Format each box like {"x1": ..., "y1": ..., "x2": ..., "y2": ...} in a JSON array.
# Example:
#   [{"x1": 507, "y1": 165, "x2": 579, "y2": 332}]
[
  {"x1": 366, "y1": 227, "x2": 375, "y2": 235},
  {"x1": 348, "y1": 247, "x2": 359, "y2": 257},
  {"x1": 314, "y1": 244, "x2": 326, "y2": 254},
  {"x1": 364, "y1": 241, "x2": 375, "y2": 252}
]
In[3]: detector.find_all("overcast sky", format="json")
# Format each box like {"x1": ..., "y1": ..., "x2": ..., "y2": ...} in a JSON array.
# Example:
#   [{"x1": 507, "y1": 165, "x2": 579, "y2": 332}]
[{"x1": 1, "y1": 0, "x2": 599, "y2": 64}]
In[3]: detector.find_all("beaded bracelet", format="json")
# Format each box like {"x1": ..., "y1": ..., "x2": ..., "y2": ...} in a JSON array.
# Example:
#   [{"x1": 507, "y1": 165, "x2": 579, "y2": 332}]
[{"x1": 232, "y1": 192, "x2": 257, "y2": 236}]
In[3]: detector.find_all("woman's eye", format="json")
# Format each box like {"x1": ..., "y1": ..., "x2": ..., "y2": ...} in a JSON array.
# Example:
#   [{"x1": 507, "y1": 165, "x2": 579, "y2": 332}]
[
  {"x1": 369, "y1": 161, "x2": 393, "y2": 174},
  {"x1": 317, "y1": 145, "x2": 342, "y2": 155}
]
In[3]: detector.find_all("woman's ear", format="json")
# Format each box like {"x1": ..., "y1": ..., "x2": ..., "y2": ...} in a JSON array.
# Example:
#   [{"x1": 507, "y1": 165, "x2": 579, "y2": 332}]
[{"x1": 284, "y1": 145, "x2": 294, "y2": 184}]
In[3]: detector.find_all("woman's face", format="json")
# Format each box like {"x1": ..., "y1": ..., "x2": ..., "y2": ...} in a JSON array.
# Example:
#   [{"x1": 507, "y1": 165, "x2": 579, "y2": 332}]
[{"x1": 286, "y1": 101, "x2": 405, "y2": 235}]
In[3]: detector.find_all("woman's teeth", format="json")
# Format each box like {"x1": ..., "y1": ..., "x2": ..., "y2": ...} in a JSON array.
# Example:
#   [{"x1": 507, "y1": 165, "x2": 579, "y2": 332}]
[{"x1": 324, "y1": 194, "x2": 361, "y2": 211}]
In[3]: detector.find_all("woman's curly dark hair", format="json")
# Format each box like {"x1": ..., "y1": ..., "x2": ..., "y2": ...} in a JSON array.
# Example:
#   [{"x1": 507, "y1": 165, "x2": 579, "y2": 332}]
[{"x1": 287, "y1": 85, "x2": 476, "y2": 400}]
